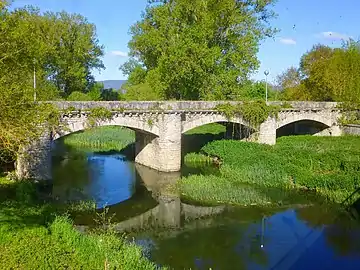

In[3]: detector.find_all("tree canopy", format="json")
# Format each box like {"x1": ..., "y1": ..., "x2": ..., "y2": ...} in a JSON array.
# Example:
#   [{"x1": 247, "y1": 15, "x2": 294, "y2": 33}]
[
  {"x1": 0, "y1": 5, "x2": 104, "y2": 100},
  {"x1": 0, "y1": 3, "x2": 104, "y2": 163},
  {"x1": 278, "y1": 41, "x2": 360, "y2": 103},
  {"x1": 123, "y1": 0, "x2": 277, "y2": 100}
]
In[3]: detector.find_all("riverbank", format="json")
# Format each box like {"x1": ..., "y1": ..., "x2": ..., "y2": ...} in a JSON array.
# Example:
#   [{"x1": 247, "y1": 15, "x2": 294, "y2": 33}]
[
  {"x1": 0, "y1": 177, "x2": 159, "y2": 269},
  {"x1": 179, "y1": 136, "x2": 360, "y2": 206}
]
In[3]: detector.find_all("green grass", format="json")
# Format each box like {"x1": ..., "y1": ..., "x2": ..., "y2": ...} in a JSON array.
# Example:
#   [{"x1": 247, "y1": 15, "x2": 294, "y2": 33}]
[
  {"x1": 0, "y1": 177, "x2": 160, "y2": 270},
  {"x1": 184, "y1": 123, "x2": 226, "y2": 135},
  {"x1": 184, "y1": 152, "x2": 213, "y2": 164},
  {"x1": 178, "y1": 136, "x2": 360, "y2": 206},
  {"x1": 63, "y1": 126, "x2": 135, "y2": 151}
]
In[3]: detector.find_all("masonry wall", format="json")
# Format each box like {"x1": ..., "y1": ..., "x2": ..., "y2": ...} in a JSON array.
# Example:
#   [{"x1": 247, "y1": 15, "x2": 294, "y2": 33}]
[
  {"x1": 342, "y1": 124, "x2": 360, "y2": 135},
  {"x1": 15, "y1": 131, "x2": 52, "y2": 180},
  {"x1": 135, "y1": 113, "x2": 182, "y2": 172}
]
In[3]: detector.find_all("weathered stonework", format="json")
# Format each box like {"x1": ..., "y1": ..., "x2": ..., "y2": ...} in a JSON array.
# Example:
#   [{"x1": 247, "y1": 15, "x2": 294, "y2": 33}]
[
  {"x1": 342, "y1": 124, "x2": 360, "y2": 135},
  {"x1": 18, "y1": 101, "x2": 345, "y2": 180},
  {"x1": 16, "y1": 131, "x2": 52, "y2": 181},
  {"x1": 259, "y1": 117, "x2": 277, "y2": 145}
]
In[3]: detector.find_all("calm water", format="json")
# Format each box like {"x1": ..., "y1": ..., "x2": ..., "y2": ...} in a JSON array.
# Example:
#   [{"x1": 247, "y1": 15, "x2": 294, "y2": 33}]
[{"x1": 52, "y1": 144, "x2": 360, "y2": 270}]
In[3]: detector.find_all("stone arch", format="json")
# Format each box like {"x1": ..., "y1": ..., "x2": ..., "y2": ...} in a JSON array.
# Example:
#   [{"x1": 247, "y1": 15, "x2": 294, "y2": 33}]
[
  {"x1": 276, "y1": 113, "x2": 332, "y2": 130},
  {"x1": 182, "y1": 113, "x2": 251, "y2": 134},
  {"x1": 53, "y1": 114, "x2": 160, "y2": 140}
]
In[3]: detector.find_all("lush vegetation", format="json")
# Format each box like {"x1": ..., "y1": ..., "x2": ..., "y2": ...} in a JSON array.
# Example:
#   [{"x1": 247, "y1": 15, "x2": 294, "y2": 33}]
[
  {"x1": 122, "y1": 0, "x2": 277, "y2": 100},
  {"x1": 0, "y1": 2, "x2": 105, "y2": 163},
  {"x1": 2, "y1": 0, "x2": 360, "y2": 268},
  {"x1": 0, "y1": 177, "x2": 158, "y2": 269},
  {"x1": 215, "y1": 100, "x2": 281, "y2": 127},
  {"x1": 0, "y1": 4, "x2": 104, "y2": 99},
  {"x1": 178, "y1": 136, "x2": 360, "y2": 206},
  {"x1": 63, "y1": 126, "x2": 135, "y2": 151},
  {"x1": 277, "y1": 41, "x2": 360, "y2": 104}
]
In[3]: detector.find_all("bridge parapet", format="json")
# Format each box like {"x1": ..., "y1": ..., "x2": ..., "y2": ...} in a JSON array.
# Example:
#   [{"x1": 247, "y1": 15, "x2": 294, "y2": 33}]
[{"x1": 50, "y1": 101, "x2": 340, "y2": 112}]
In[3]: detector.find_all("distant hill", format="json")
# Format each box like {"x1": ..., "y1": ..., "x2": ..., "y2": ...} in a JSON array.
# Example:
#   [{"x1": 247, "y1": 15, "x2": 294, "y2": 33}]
[{"x1": 98, "y1": 80, "x2": 127, "y2": 90}]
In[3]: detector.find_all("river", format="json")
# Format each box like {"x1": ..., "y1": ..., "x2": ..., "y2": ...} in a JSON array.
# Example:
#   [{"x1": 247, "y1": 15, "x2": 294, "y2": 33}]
[{"x1": 52, "y1": 143, "x2": 360, "y2": 270}]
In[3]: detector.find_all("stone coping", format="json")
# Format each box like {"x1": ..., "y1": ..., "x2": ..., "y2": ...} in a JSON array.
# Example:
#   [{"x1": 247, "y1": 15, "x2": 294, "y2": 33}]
[{"x1": 47, "y1": 101, "x2": 339, "y2": 111}]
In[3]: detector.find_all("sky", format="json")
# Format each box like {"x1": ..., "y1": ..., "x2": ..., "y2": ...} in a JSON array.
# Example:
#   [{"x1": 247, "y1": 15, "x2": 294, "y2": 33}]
[{"x1": 11, "y1": 0, "x2": 360, "y2": 84}]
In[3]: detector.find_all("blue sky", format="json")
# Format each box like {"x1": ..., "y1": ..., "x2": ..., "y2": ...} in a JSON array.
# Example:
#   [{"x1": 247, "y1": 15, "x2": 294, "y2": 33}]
[{"x1": 12, "y1": 0, "x2": 360, "y2": 83}]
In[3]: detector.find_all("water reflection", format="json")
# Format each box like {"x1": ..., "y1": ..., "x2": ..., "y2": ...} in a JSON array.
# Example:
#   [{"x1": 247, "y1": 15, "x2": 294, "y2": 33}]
[
  {"x1": 52, "y1": 144, "x2": 360, "y2": 270},
  {"x1": 133, "y1": 207, "x2": 360, "y2": 270},
  {"x1": 53, "y1": 146, "x2": 138, "y2": 209},
  {"x1": 111, "y1": 195, "x2": 226, "y2": 232}
]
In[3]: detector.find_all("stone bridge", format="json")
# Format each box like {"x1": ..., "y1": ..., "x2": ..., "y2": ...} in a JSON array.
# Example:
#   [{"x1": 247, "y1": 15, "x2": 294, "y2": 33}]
[{"x1": 16, "y1": 101, "x2": 343, "y2": 180}]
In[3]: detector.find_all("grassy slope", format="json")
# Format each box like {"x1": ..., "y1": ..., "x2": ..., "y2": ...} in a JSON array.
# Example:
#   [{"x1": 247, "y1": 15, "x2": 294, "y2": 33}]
[
  {"x1": 0, "y1": 178, "x2": 158, "y2": 270},
  {"x1": 179, "y1": 136, "x2": 360, "y2": 206}
]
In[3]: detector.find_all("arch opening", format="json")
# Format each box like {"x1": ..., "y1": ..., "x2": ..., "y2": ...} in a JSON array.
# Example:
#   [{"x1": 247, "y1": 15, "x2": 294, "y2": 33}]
[
  {"x1": 277, "y1": 120, "x2": 331, "y2": 138},
  {"x1": 52, "y1": 125, "x2": 162, "y2": 167},
  {"x1": 54, "y1": 116, "x2": 159, "y2": 141},
  {"x1": 182, "y1": 122, "x2": 256, "y2": 159},
  {"x1": 53, "y1": 125, "x2": 136, "y2": 154},
  {"x1": 51, "y1": 125, "x2": 162, "y2": 210}
]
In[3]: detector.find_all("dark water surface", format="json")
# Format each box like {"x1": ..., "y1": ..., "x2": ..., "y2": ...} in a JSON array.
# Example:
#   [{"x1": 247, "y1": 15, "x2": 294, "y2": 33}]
[{"x1": 52, "y1": 145, "x2": 360, "y2": 270}]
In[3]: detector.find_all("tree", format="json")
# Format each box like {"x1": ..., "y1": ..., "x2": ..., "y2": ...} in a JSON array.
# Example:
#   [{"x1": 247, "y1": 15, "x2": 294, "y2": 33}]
[
  {"x1": 235, "y1": 80, "x2": 276, "y2": 101},
  {"x1": 324, "y1": 40, "x2": 360, "y2": 103},
  {"x1": 0, "y1": 6, "x2": 104, "y2": 100},
  {"x1": 44, "y1": 11, "x2": 105, "y2": 96},
  {"x1": 67, "y1": 91, "x2": 92, "y2": 101},
  {"x1": 276, "y1": 67, "x2": 301, "y2": 90},
  {"x1": 276, "y1": 67, "x2": 309, "y2": 101},
  {"x1": 122, "y1": 82, "x2": 161, "y2": 101},
  {"x1": 0, "y1": 0, "x2": 9, "y2": 11},
  {"x1": 101, "y1": 89, "x2": 122, "y2": 101},
  {"x1": 299, "y1": 44, "x2": 335, "y2": 101},
  {"x1": 283, "y1": 41, "x2": 360, "y2": 103},
  {"x1": 0, "y1": 70, "x2": 59, "y2": 163},
  {"x1": 123, "y1": 0, "x2": 277, "y2": 100},
  {"x1": 88, "y1": 82, "x2": 103, "y2": 101},
  {"x1": 120, "y1": 58, "x2": 147, "y2": 85},
  {"x1": 0, "y1": 6, "x2": 58, "y2": 163},
  {"x1": 0, "y1": 3, "x2": 104, "y2": 164}
]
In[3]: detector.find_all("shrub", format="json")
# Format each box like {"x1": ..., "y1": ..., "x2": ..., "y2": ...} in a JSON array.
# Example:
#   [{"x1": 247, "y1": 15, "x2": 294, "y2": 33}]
[{"x1": 67, "y1": 91, "x2": 92, "y2": 101}]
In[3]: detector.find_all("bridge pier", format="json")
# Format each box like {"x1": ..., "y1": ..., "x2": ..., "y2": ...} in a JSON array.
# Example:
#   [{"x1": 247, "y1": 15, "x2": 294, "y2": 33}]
[
  {"x1": 259, "y1": 117, "x2": 277, "y2": 145},
  {"x1": 135, "y1": 113, "x2": 182, "y2": 172},
  {"x1": 15, "y1": 131, "x2": 52, "y2": 181}
]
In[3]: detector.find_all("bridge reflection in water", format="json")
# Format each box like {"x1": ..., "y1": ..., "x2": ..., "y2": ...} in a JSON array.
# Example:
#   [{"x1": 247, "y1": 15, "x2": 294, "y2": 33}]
[
  {"x1": 102, "y1": 164, "x2": 225, "y2": 232},
  {"x1": 67, "y1": 160, "x2": 226, "y2": 232},
  {"x1": 53, "y1": 148, "x2": 360, "y2": 270}
]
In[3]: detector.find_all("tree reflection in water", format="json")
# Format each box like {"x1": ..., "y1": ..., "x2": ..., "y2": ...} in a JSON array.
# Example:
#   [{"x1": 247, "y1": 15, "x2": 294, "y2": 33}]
[{"x1": 296, "y1": 204, "x2": 360, "y2": 258}]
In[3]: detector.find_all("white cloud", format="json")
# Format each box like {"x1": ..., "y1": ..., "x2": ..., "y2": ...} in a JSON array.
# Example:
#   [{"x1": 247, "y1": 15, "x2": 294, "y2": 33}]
[
  {"x1": 320, "y1": 31, "x2": 350, "y2": 40},
  {"x1": 279, "y1": 38, "x2": 297, "y2": 45},
  {"x1": 110, "y1": 50, "x2": 128, "y2": 57}
]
